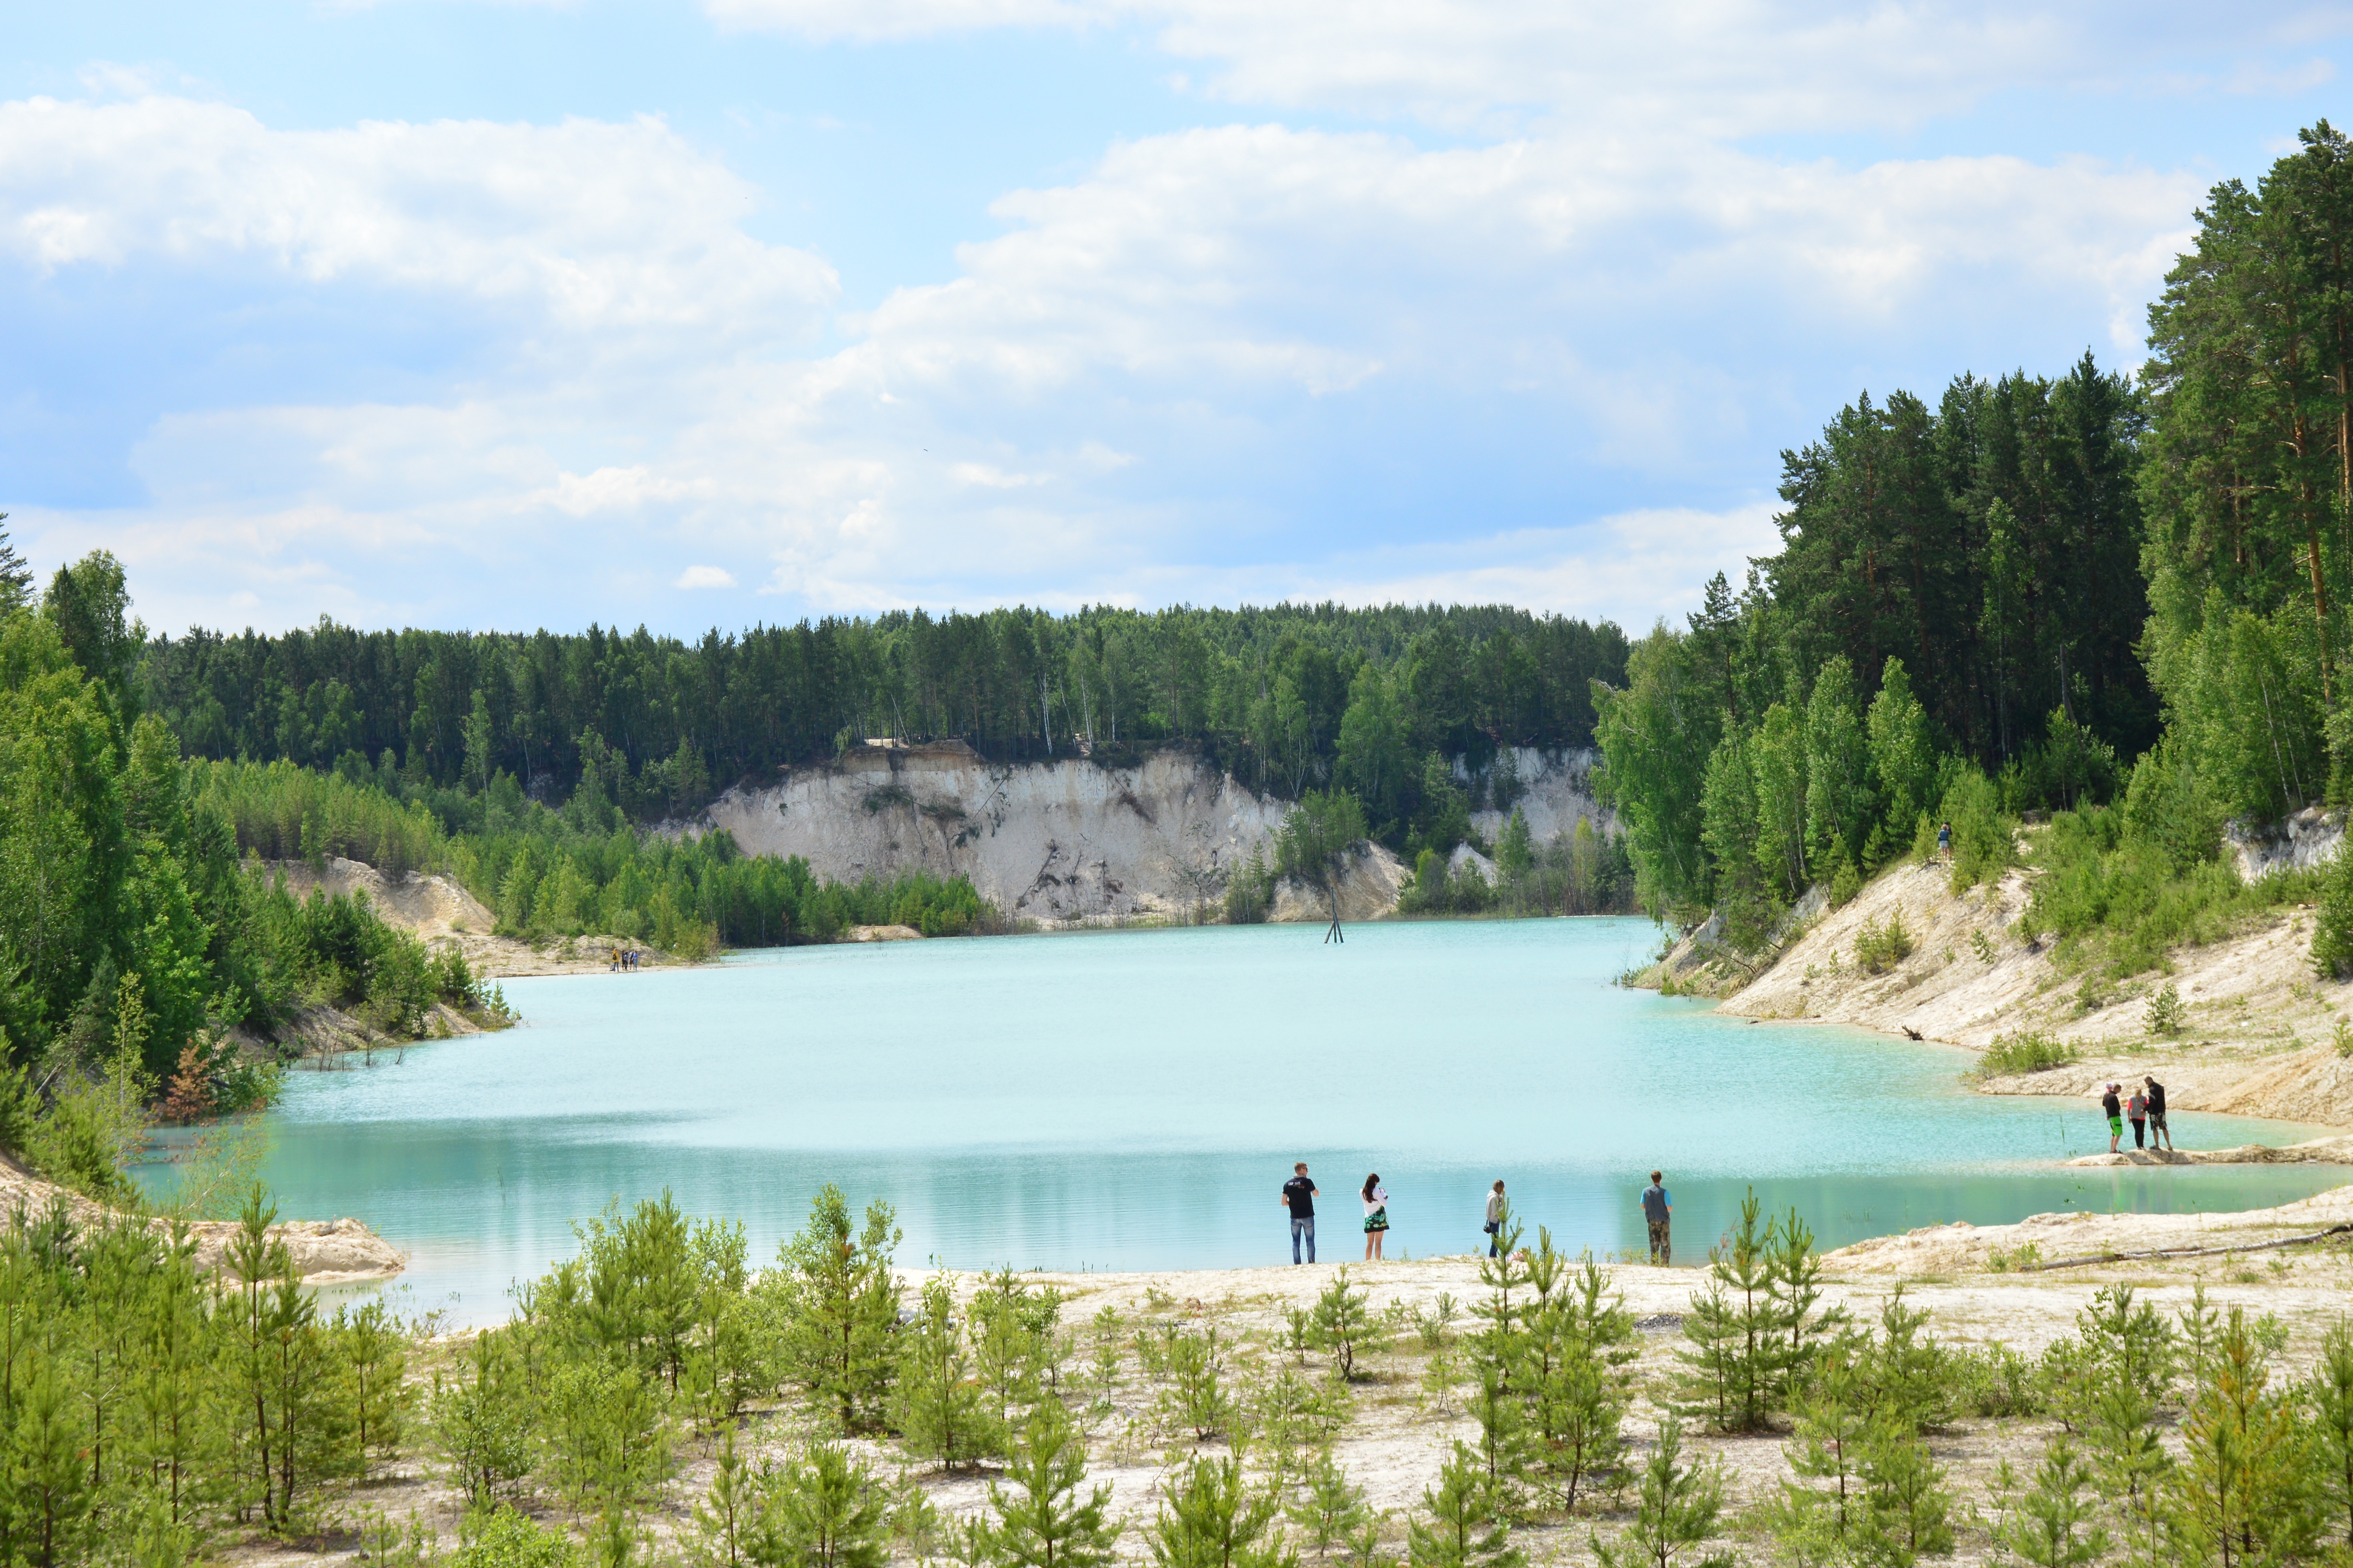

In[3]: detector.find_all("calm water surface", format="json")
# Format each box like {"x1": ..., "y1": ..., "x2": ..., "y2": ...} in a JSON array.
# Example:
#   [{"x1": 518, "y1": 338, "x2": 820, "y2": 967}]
[{"x1": 140, "y1": 919, "x2": 2347, "y2": 1321}]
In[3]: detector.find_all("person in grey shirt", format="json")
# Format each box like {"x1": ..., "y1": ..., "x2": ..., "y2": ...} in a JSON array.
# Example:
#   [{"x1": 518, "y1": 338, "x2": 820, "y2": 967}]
[
  {"x1": 1484, "y1": 1180, "x2": 1506, "y2": 1257},
  {"x1": 1642, "y1": 1172, "x2": 1672, "y2": 1264}
]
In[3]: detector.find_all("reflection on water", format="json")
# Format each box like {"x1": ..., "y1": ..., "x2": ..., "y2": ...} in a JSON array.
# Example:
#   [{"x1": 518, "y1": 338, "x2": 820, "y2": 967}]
[{"x1": 138, "y1": 919, "x2": 2346, "y2": 1321}]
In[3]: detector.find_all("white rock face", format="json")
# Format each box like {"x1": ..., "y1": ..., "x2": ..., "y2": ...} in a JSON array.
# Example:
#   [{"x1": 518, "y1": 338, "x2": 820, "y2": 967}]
[
  {"x1": 1467, "y1": 747, "x2": 1616, "y2": 843},
  {"x1": 699, "y1": 744, "x2": 1292, "y2": 924},
  {"x1": 2229, "y1": 806, "x2": 2345, "y2": 882},
  {"x1": 693, "y1": 741, "x2": 1612, "y2": 926}
]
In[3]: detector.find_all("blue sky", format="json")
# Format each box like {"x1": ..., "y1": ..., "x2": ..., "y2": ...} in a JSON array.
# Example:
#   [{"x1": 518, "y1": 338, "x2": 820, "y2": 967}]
[{"x1": 6, "y1": 2, "x2": 2352, "y2": 636}]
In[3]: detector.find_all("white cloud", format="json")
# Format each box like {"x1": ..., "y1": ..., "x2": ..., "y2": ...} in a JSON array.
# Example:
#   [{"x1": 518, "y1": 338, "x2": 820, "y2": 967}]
[
  {"x1": 0, "y1": 79, "x2": 2219, "y2": 632},
  {"x1": 703, "y1": 0, "x2": 2353, "y2": 133},
  {"x1": 0, "y1": 94, "x2": 835, "y2": 336},
  {"x1": 674, "y1": 564, "x2": 738, "y2": 588},
  {"x1": 1269, "y1": 504, "x2": 1786, "y2": 624}
]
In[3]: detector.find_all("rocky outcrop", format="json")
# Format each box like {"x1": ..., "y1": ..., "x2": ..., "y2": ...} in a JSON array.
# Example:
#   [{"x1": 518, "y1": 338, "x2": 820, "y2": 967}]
[
  {"x1": 262, "y1": 856, "x2": 494, "y2": 939},
  {"x1": 0, "y1": 1153, "x2": 405, "y2": 1284},
  {"x1": 698, "y1": 743, "x2": 1608, "y2": 926},
  {"x1": 1268, "y1": 843, "x2": 1411, "y2": 924},
  {"x1": 2229, "y1": 806, "x2": 2345, "y2": 882}
]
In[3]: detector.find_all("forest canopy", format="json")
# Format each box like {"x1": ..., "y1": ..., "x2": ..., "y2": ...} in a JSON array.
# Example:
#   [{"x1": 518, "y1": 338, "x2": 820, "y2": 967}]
[{"x1": 1594, "y1": 120, "x2": 2353, "y2": 949}]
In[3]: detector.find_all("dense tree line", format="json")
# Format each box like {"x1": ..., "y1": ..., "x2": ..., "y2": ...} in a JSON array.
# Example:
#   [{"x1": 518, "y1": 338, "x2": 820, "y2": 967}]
[
  {"x1": 0, "y1": 553, "x2": 500, "y2": 1114},
  {"x1": 135, "y1": 605, "x2": 1628, "y2": 841},
  {"x1": 1598, "y1": 120, "x2": 2353, "y2": 949},
  {"x1": 1596, "y1": 359, "x2": 2149, "y2": 923}
]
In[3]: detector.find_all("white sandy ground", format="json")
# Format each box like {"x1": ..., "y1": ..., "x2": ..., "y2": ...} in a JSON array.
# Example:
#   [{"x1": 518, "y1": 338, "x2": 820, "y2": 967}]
[{"x1": 220, "y1": 1211, "x2": 2353, "y2": 1566}]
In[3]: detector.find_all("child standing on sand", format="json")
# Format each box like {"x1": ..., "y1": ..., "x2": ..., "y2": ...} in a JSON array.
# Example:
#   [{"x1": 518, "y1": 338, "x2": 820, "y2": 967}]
[{"x1": 1362, "y1": 1174, "x2": 1389, "y2": 1261}]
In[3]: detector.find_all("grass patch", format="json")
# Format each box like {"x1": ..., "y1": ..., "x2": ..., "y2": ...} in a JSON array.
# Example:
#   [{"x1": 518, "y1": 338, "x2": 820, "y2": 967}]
[{"x1": 1969, "y1": 1029, "x2": 2078, "y2": 1081}]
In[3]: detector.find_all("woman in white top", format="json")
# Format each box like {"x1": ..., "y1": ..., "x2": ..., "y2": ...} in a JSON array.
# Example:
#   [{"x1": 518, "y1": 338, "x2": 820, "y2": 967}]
[
  {"x1": 1362, "y1": 1173, "x2": 1389, "y2": 1260},
  {"x1": 1484, "y1": 1180, "x2": 1506, "y2": 1258}
]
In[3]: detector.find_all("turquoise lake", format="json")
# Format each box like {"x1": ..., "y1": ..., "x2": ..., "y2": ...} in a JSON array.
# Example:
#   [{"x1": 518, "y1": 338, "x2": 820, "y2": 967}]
[{"x1": 141, "y1": 918, "x2": 2348, "y2": 1323}]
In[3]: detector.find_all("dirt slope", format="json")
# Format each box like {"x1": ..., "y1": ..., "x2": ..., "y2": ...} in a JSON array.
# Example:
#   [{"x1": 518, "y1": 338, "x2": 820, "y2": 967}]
[{"x1": 1648, "y1": 853, "x2": 2353, "y2": 1129}]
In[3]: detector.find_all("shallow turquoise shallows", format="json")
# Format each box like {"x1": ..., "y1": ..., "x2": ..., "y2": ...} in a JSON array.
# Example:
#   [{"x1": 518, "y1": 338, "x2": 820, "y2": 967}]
[{"x1": 140, "y1": 918, "x2": 2347, "y2": 1322}]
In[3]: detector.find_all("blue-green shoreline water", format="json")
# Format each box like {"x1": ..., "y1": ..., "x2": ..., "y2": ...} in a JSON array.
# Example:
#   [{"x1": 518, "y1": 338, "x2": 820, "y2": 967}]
[{"x1": 139, "y1": 919, "x2": 2346, "y2": 1323}]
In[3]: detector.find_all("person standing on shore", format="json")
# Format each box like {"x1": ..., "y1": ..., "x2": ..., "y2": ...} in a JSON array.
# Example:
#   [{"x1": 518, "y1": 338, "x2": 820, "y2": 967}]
[
  {"x1": 1483, "y1": 1180, "x2": 1506, "y2": 1257},
  {"x1": 2102, "y1": 1083, "x2": 2123, "y2": 1153},
  {"x1": 1641, "y1": 1171, "x2": 1672, "y2": 1264},
  {"x1": 1362, "y1": 1173, "x2": 1389, "y2": 1261},
  {"x1": 1283, "y1": 1163, "x2": 1319, "y2": 1264},
  {"x1": 2145, "y1": 1075, "x2": 2173, "y2": 1151},
  {"x1": 2126, "y1": 1085, "x2": 2149, "y2": 1150}
]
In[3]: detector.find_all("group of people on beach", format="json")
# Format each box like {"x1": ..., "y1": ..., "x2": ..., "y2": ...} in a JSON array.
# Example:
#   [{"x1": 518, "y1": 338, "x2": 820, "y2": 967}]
[
  {"x1": 607, "y1": 947, "x2": 645, "y2": 971},
  {"x1": 1279, "y1": 1163, "x2": 1675, "y2": 1266},
  {"x1": 2101, "y1": 1076, "x2": 2172, "y2": 1152}
]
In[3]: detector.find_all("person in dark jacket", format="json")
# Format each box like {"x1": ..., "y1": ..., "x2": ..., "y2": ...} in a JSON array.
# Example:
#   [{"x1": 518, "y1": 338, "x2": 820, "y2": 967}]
[
  {"x1": 2144, "y1": 1075, "x2": 2173, "y2": 1151},
  {"x1": 2101, "y1": 1083, "x2": 2123, "y2": 1153}
]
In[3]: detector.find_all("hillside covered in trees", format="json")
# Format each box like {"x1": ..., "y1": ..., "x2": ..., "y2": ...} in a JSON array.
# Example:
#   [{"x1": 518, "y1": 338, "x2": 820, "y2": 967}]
[
  {"x1": 1595, "y1": 121, "x2": 2353, "y2": 973},
  {"x1": 137, "y1": 604, "x2": 1627, "y2": 843}
]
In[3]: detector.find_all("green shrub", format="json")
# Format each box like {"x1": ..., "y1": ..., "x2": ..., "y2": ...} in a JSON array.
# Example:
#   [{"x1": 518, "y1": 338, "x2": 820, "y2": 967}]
[
  {"x1": 1969, "y1": 1031, "x2": 2077, "y2": 1081},
  {"x1": 1828, "y1": 858, "x2": 1861, "y2": 909},
  {"x1": 1853, "y1": 910, "x2": 1914, "y2": 974},
  {"x1": 2029, "y1": 803, "x2": 2320, "y2": 982},
  {"x1": 2145, "y1": 982, "x2": 2185, "y2": 1037},
  {"x1": 2316, "y1": 849, "x2": 2353, "y2": 980},
  {"x1": 1942, "y1": 767, "x2": 2018, "y2": 892}
]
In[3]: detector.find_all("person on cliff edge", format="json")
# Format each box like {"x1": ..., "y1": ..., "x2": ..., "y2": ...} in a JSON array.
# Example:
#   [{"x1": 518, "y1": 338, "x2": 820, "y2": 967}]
[{"x1": 1282, "y1": 1162, "x2": 1319, "y2": 1264}]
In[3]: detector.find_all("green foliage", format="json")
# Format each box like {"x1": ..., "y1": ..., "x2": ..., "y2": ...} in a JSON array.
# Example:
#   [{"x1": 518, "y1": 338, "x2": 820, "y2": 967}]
[
  {"x1": 892, "y1": 1275, "x2": 997, "y2": 1472},
  {"x1": 1275, "y1": 789, "x2": 1370, "y2": 921},
  {"x1": 1672, "y1": 1190, "x2": 1842, "y2": 1433},
  {"x1": 984, "y1": 1401, "x2": 1122, "y2": 1568},
  {"x1": 1994, "y1": 1437, "x2": 2106, "y2": 1568},
  {"x1": 2318, "y1": 846, "x2": 2353, "y2": 980},
  {"x1": 2145, "y1": 981, "x2": 2185, "y2": 1036},
  {"x1": 1310, "y1": 1268, "x2": 1383, "y2": 1380},
  {"x1": 768, "y1": 1184, "x2": 902, "y2": 1431},
  {"x1": 455, "y1": 1506, "x2": 582, "y2": 1567},
  {"x1": 1588, "y1": 1415, "x2": 1730, "y2": 1568},
  {"x1": 1147, "y1": 1453, "x2": 1296, "y2": 1568},
  {"x1": 1968, "y1": 1030, "x2": 2077, "y2": 1080},
  {"x1": 1287, "y1": 1448, "x2": 1373, "y2": 1561},
  {"x1": 1850, "y1": 910, "x2": 1913, "y2": 974},
  {"x1": 1407, "y1": 1441, "x2": 1523, "y2": 1568},
  {"x1": 2025, "y1": 801, "x2": 2316, "y2": 980},
  {"x1": 756, "y1": 1441, "x2": 890, "y2": 1568}
]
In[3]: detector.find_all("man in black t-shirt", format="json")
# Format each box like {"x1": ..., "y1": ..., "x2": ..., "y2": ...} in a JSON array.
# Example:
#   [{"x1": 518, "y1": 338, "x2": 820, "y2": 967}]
[
  {"x1": 2145, "y1": 1075, "x2": 2172, "y2": 1151},
  {"x1": 1281, "y1": 1162, "x2": 1319, "y2": 1264},
  {"x1": 2101, "y1": 1083, "x2": 2123, "y2": 1153}
]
